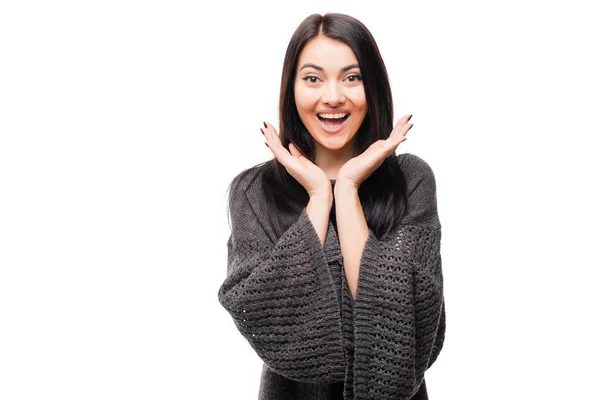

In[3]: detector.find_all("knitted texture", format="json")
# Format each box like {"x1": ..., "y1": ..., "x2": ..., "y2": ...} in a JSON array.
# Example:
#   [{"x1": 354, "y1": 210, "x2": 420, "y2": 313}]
[{"x1": 218, "y1": 153, "x2": 445, "y2": 400}]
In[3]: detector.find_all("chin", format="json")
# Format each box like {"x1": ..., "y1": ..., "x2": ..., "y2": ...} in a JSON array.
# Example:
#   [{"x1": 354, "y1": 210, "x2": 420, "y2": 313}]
[{"x1": 315, "y1": 134, "x2": 353, "y2": 151}]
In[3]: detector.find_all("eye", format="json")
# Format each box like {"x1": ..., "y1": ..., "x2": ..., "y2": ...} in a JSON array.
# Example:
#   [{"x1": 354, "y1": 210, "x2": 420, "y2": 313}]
[
  {"x1": 302, "y1": 75, "x2": 320, "y2": 84},
  {"x1": 301, "y1": 74, "x2": 363, "y2": 84}
]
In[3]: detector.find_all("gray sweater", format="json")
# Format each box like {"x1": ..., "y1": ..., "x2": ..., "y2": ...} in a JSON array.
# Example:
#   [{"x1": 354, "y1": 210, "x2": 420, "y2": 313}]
[{"x1": 218, "y1": 153, "x2": 445, "y2": 400}]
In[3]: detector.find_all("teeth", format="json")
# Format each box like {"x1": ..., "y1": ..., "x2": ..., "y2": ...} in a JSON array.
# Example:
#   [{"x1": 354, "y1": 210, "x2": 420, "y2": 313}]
[{"x1": 318, "y1": 113, "x2": 349, "y2": 119}]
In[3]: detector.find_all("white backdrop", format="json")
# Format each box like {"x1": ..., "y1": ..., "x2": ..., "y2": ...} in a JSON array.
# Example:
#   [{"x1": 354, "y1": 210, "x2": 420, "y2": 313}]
[{"x1": 1, "y1": 0, "x2": 599, "y2": 399}]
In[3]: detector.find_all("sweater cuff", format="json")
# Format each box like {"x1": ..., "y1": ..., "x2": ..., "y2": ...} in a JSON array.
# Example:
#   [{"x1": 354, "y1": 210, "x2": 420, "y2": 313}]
[
  {"x1": 354, "y1": 229, "x2": 384, "y2": 301},
  {"x1": 323, "y1": 220, "x2": 343, "y2": 264},
  {"x1": 352, "y1": 228, "x2": 419, "y2": 398},
  {"x1": 296, "y1": 207, "x2": 346, "y2": 381}
]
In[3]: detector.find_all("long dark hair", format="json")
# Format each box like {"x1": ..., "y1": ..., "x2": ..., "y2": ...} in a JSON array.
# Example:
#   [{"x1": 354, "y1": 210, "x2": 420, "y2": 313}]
[{"x1": 228, "y1": 13, "x2": 408, "y2": 240}]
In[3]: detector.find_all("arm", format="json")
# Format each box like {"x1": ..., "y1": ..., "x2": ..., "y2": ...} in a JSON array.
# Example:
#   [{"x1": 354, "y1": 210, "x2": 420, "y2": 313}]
[
  {"x1": 307, "y1": 190, "x2": 334, "y2": 248},
  {"x1": 217, "y1": 170, "x2": 346, "y2": 384},
  {"x1": 339, "y1": 155, "x2": 446, "y2": 399},
  {"x1": 333, "y1": 182, "x2": 367, "y2": 300}
]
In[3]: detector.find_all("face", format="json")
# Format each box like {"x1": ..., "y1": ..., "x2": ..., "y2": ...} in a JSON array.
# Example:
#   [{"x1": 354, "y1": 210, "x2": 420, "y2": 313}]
[{"x1": 294, "y1": 35, "x2": 368, "y2": 153}]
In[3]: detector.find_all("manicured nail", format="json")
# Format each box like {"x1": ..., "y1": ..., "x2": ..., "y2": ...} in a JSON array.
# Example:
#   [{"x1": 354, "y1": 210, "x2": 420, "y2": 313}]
[
  {"x1": 408, "y1": 124, "x2": 413, "y2": 130},
  {"x1": 263, "y1": 122, "x2": 267, "y2": 128},
  {"x1": 264, "y1": 142, "x2": 269, "y2": 148},
  {"x1": 408, "y1": 114, "x2": 412, "y2": 121},
  {"x1": 260, "y1": 128, "x2": 264, "y2": 135}
]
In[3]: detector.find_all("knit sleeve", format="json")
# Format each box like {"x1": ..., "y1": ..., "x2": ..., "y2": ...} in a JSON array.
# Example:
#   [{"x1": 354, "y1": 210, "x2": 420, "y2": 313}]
[
  {"x1": 217, "y1": 170, "x2": 346, "y2": 384},
  {"x1": 352, "y1": 155, "x2": 446, "y2": 400}
]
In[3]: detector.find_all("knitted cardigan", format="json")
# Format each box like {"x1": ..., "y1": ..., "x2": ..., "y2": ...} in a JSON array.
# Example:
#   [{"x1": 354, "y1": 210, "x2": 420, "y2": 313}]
[{"x1": 218, "y1": 153, "x2": 445, "y2": 400}]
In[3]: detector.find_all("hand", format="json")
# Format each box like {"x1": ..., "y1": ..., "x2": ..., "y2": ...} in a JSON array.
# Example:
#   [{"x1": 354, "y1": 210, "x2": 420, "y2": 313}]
[
  {"x1": 336, "y1": 114, "x2": 413, "y2": 189},
  {"x1": 261, "y1": 122, "x2": 331, "y2": 197}
]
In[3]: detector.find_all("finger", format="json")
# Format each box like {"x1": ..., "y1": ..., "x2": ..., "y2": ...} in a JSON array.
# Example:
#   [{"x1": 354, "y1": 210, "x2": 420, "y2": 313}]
[
  {"x1": 389, "y1": 125, "x2": 411, "y2": 144},
  {"x1": 264, "y1": 121, "x2": 281, "y2": 143},
  {"x1": 289, "y1": 142, "x2": 299, "y2": 157},
  {"x1": 262, "y1": 121, "x2": 273, "y2": 141},
  {"x1": 271, "y1": 143, "x2": 297, "y2": 169},
  {"x1": 263, "y1": 121, "x2": 286, "y2": 153},
  {"x1": 263, "y1": 122, "x2": 276, "y2": 154},
  {"x1": 265, "y1": 133, "x2": 294, "y2": 166},
  {"x1": 393, "y1": 114, "x2": 411, "y2": 128},
  {"x1": 290, "y1": 143, "x2": 309, "y2": 160},
  {"x1": 267, "y1": 123, "x2": 293, "y2": 158},
  {"x1": 290, "y1": 143, "x2": 304, "y2": 158},
  {"x1": 263, "y1": 122, "x2": 281, "y2": 153},
  {"x1": 263, "y1": 122, "x2": 298, "y2": 170},
  {"x1": 387, "y1": 126, "x2": 411, "y2": 148}
]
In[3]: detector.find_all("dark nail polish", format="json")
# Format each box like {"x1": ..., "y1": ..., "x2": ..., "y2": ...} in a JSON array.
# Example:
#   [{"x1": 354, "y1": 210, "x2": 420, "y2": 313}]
[
  {"x1": 264, "y1": 142, "x2": 269, "y2": 148},
  {"x1": 263, "y1": 122, "x2": 267, "y2": 128},
  {"x1": 260, "y1": 128, "x2": 264, "y2": 135},
  {"x1": 408, "y1": 114, "x2": 413, "y2": 121}
]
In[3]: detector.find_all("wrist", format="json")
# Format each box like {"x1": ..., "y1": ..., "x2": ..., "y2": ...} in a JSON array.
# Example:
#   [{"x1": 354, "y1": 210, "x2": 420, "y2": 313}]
[
  {"x1": 334, "y1": 180, "x2": 358, "y2": 197},
  {"x1": 309, "y1": 189, "x2": 333, "y2": 206}
]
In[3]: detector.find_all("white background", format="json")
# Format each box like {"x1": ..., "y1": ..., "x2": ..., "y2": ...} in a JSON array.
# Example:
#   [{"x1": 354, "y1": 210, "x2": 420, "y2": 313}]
[{"x1": 1, "y1": 0, "x2": 599, "y2": 399}]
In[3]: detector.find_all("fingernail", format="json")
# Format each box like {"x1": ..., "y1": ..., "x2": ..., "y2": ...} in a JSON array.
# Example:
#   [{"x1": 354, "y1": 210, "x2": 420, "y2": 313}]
[
  {"x1": 263, "y1": 122, "x2": 267, "y2": 128},
  {"x1": 260, "y1": 128, "x2": 264, "y2": 135},
  {"x1": 408, "y1": 114, "x2": 413, "y2": 121},
  {"x1": 264, "y1": 142, "x2": 269, "y2": 148},
  {"x1": 408, "y1": 124, "x2": 413, "y2": 130}
]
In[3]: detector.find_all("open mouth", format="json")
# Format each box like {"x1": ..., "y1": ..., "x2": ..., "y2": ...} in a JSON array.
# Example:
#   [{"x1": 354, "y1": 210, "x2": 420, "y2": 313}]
[
  {"x1": 317, "y1": 113, "x2": 350, "y2": 127},
  {"x1": 316, "y1": 113, "x2": 351, "y2": 134}
]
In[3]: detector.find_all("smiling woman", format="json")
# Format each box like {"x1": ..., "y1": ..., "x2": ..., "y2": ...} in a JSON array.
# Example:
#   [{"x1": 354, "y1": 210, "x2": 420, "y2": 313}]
[
  {"x1": 218, "y1": 12, "x2": 444, "y2": 400},
  {"x1": 294, "y1": 43, "x2": 367, "y2": 150}
]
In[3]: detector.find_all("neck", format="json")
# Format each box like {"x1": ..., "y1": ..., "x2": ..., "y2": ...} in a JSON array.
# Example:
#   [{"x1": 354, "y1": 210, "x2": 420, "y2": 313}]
[{"x1": 314, "y1": 141, "x2": 354, "y2": 180}]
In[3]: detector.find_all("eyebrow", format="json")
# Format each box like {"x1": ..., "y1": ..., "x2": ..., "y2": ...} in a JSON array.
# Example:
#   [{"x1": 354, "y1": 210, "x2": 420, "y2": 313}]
[{"x1": 299, "y1": 63, "x2": 360, "y2": 73}]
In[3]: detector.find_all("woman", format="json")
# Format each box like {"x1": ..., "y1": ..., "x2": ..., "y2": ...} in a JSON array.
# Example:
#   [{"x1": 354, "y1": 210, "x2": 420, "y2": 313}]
[{"x1": 218, "y1": 13, "x2": 445, "y2": 400}]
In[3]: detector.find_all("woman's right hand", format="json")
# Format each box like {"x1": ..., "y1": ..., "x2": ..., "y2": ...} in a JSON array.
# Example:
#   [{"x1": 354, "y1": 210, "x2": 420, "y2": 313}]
[{"x1": 261, "y1": 121, "x2": 331, "y2": 198}]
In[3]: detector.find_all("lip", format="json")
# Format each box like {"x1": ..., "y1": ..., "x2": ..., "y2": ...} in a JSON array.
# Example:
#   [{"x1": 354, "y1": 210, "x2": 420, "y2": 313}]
[{"x1": 316, "y1": 114, "x2": 350, "y2": 134}]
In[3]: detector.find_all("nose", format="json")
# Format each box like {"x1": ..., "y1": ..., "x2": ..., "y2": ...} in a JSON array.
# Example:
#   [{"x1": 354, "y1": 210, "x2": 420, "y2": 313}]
[{"x1": 321, "y1": 81, "x2": 345, "y2": 106}]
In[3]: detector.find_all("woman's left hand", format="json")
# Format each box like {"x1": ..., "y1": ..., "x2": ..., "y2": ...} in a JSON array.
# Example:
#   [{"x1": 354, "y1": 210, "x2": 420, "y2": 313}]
[{"x1": 336, "y1": 114, "x2": 413, "y2": 189}]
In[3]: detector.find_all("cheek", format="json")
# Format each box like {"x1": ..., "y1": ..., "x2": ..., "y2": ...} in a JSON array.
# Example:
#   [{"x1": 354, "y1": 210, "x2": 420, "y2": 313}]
[
  {"x1": 295, "y1": 97, "x2": 316, "y2": 118},
  {"x1": 348, "y1": 91, "x2": 367, "y2": 109},
  {"x1": 295, "y1": 103, "x2": 312, "y2": 121},
  {"x1": 294, "y1": 86, "x2": 306, "y2": 107}
]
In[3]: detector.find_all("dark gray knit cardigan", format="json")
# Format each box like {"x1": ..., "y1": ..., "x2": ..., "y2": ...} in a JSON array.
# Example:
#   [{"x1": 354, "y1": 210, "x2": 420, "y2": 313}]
[{"x1": 218, "y1": 153, "x2": 445, "y2": 400}]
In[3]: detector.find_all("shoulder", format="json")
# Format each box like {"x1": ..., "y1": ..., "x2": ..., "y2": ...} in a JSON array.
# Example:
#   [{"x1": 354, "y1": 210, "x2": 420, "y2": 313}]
[
  {"x1": 227, "y1": 162, "x2": 273, "y2": 216},
  {"x1": 225, "y1": 165, "x2": 267, "y2": 235},
  {"x1": 229, "y1": 166, "x2": 262, "y2": 197},
  {"x1": 226, "y1": 166, "x2": 264, "y2": 222},
  {"x1": 397, "y1": 152, "x2": 436, "y2": 181},
  {"x1": 228, "y1": 161, "x2": 271, "y2": 206},
  {"x1": 396, "y1": 153, "x2": 440, "y2": 227},
  {"x1": 397, "y1": 152, "x2": 437, "y2": 194}
]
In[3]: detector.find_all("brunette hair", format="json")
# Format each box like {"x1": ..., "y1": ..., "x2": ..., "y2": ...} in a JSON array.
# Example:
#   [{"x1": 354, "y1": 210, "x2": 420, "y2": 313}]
[{"x1": 228, "y1": 12, "x2": 408, "y2": 239}]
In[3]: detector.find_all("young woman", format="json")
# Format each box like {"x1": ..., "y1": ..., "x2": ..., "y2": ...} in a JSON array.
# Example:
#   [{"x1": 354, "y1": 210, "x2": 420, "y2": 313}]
[{"x1": 218, "y1": 13, "x2": 445, "y2": 400}]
